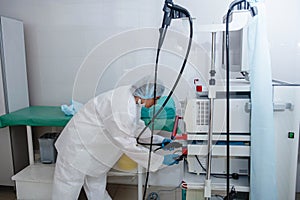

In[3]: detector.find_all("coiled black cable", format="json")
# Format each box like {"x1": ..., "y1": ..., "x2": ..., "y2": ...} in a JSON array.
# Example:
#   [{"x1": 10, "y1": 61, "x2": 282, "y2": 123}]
[{"x1": 139, "y1": 4, "x2": 193, "y2": 200}]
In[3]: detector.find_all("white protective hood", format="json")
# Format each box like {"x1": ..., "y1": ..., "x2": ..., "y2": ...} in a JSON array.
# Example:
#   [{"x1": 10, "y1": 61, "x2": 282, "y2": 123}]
[{"x1": 55, "y1": 85, "x2": 164, "y2": 176}]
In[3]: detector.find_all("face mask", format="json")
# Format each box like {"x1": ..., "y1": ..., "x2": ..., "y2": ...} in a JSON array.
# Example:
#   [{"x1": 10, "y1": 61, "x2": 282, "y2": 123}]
[
  {"x1": 135, "y1": 99, "x2": 145, "y2": 121},
  {"x1": 137, "y1": 98, "x2": 146, "y2": 107}
]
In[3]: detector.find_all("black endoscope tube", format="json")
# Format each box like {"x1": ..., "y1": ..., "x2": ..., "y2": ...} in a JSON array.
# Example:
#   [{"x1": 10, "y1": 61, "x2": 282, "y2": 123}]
[
  {"x1": 225, "y1": 0, "x2": 246, "y2": 197},
  {"x1": 136, "y1": 12, "x2": 193, "y2": 146},
  {"x1": 141, "y1": 8, "x2": 193, "y2": 200},
  {"x1": 225, "y1": 10, "x2": 231, "y2": 199}
]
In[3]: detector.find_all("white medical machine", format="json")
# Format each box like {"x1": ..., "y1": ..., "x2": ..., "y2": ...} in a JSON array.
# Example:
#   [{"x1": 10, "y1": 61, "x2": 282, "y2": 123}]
[
  {"x1": 182, "y1": 82, "x2": 300, "y2": 199},
  {"x1": 184, "y1": 86, "x2": 250, "y2": 176}
]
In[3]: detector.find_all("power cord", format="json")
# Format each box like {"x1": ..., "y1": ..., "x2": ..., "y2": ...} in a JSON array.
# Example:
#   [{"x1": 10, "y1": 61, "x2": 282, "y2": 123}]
[
  {"x1": 147, "y1": 192, "x2": 160, "y2": 200},
  {"x1": 194, "y1": 155, "x2": 240, "y2": 180},
  {"x1": 223, "y1": 186, "x2": 237, "y2": 200},
  {"x1": 146, "y1": 184, "x2": 181, "y2": 200}
]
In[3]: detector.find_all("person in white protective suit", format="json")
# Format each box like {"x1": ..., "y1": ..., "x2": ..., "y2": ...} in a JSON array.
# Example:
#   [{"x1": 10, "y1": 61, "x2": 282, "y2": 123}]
[{"x1": 52, "y1": 76, "x2": 179, "y2": 200}]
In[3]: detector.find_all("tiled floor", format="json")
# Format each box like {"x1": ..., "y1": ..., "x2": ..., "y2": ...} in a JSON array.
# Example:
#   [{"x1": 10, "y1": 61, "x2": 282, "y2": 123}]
[
  {"x1": 80, "y1": 184, "x2": 182, "y2": 200},
  {"x1": 0, "y1": 184, "x2": 181, "y2": 200},
  {"x1": 1, "y1": 185, "x2": 300, "y2": 200}
]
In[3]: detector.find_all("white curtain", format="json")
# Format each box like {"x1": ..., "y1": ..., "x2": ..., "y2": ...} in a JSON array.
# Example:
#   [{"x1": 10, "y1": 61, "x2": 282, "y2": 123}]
[{"x1": 248, "y1": 0, "x2": 278, "y2": 199}]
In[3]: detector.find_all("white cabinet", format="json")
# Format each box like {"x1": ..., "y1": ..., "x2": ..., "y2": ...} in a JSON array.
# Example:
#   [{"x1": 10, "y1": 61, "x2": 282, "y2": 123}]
[
  {"x1": 273, "y1": 85, "x2": 300, "y2": 200},
  {"x1": 0, "y1": 16, "x2": 30, "y2": 186}
]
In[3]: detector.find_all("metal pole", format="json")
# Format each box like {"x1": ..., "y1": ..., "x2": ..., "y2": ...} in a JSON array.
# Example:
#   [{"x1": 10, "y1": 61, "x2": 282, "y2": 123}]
[
  {"x1": 26, "y1": 125, "x2": 34, "y2": 165},
  {"x1": 138, "y1": 165, "x2": 143, "y2": 200},
  {"x1": 204, "y1": 32, "x2": 217, "y2": 200}
]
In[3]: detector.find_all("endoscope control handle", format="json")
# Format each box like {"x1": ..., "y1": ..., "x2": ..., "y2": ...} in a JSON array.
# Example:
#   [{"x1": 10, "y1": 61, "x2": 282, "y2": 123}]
[
  {"x1": 174, "y1": 148, "x2": 187, "y2": 162},
  {"x1": 174, "y1": 154, "x2": 185, "y2": 162},
  {"x1": 171, "y1": 115, "x2": 182, "y2": 139}
]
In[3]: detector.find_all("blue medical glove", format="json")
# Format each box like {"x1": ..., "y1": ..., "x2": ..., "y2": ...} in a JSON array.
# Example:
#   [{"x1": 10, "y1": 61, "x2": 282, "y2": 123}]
[
  {"x1": 163, "y1": 154, "x2": 179, "y2": 166},
  {"x1": 161, "y1": 138, "x2": 172, "y2": 148}
]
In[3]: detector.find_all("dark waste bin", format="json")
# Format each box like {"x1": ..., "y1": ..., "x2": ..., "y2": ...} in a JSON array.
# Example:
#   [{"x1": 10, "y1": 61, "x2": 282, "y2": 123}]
[{"x1": 38, "y1": 132, "x2": 60, "y2": 164}]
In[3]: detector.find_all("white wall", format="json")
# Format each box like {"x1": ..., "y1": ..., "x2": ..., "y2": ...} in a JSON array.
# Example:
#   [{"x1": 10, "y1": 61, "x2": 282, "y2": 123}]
[
  {"x1": 0, "y1": 0, "x2": 164, "y2": 105},
  {"x1": 265, "y1": 0, "x2": 300, "y2": 84},
  {"x1": 0, "y1": 0, "x2": 299, "y2": 106}
]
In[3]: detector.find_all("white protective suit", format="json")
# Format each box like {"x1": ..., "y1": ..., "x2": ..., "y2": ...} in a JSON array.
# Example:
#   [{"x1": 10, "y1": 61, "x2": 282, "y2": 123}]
[{"x1": 52, "y1": 85, "x2": 165, "y2": 200}]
